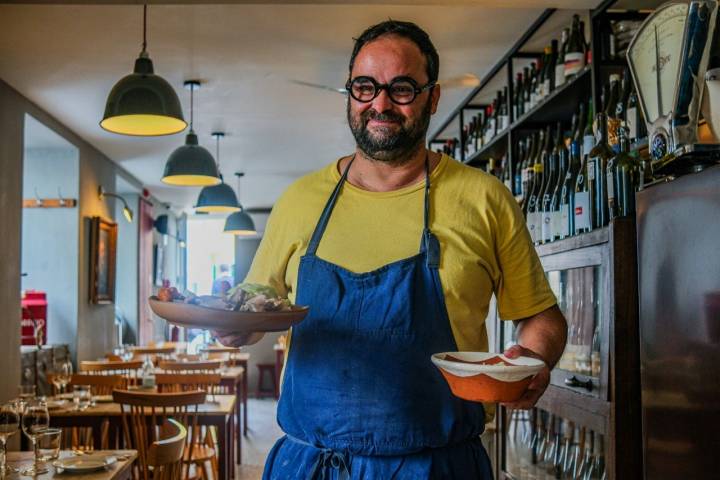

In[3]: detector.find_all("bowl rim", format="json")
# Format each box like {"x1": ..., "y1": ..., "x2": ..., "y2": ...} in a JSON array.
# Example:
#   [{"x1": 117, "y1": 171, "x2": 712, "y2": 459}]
[{"x1": 431, "y1": 351, "x2": 545, "y2": 375}]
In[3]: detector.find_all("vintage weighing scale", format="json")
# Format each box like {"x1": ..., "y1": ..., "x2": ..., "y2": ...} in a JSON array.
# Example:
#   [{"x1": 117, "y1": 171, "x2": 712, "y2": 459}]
[{"x1": 626, "y1": 0, "x2": 720, "y2": 174}]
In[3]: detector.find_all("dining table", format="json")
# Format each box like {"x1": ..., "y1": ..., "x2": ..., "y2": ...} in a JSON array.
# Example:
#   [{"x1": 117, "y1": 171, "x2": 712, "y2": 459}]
[
  {"x1": 47, "y1": 394, "x2": 236, "y2": 480},
  {"x1": 4, "y1": 450, "x2": 136, "y2": 479}
]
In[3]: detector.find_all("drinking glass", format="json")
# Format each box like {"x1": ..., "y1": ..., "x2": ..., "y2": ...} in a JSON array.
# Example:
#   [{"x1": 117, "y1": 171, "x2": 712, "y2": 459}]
[
  {"x1": 0, "y1": 402, "x2": 20, "y2": 475},
  {"x1": 16, "y1": 385, "x2": 36, "y2": 414},
  {"x1": 38, "y1": 428, "x2": 62, "y2": 462},
  {"x1": 73, "y1": 385, "x2": 92, "y2": 411},
  {"x1": 52, "y1": 359, "x2": 73, "y2": 395},
  {"x1": 21, "y1": 400, "x2": 50, "y2": 476}
]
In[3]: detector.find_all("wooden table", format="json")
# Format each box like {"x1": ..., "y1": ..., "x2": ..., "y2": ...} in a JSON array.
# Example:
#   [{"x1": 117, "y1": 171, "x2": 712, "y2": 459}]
[
  {"x1": 5, "y1": 450, "x2": 136, "y2": 479},
  {"x1": 48, "y1": 396, "x2": 236, "y2": 480},
  {"x1": 219, "y1": 365, "x2": 245, "y2": 461},
  {"x1": 229, "y1": 353, "x2": 250, "y2": 435}
]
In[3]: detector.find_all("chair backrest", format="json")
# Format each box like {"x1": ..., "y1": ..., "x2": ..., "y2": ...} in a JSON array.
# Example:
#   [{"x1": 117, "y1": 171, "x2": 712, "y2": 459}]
[
  {"x1": 146, "y1": 418, "x2": 187, "y2": 480},
  {"x1": 155, "y1": 373, "x2": 222, "y2": 394},
  {"x1": 130, "y1": 346, "x2": 176, "y2": 355},
  {"x1": 113, "y1": 389, "x2": 206, "y2": 480},
  {"x1": 68, "y1": 374, "x2": 125, "y2": 395},
  {"x1": 158, "y1": 360, "x2": 221, "y2": 373},
  {"x1": 80, "y1": 360, "x2": 143, "y2": 387}
]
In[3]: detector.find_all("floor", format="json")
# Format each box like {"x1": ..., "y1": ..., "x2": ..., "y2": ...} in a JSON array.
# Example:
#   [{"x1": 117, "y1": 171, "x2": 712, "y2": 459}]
[{"x1": 236, "y1": 398, "x2": 283, "y2": 480}]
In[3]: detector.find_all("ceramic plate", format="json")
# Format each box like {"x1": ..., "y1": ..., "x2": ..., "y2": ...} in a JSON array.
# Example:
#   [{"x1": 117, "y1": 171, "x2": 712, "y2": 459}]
[
  {"x1": 148, "y1": 297, "x2": 309, "y2": 333},
  {"x1": 54, "y1": 455, "x2": 117, "y2": 472}
]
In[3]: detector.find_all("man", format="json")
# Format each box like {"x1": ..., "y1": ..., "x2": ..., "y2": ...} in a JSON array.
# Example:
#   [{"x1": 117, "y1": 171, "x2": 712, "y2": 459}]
[
  {"x1": 217, "y1": 20, "x2": 567, "y2": 479},
  {"x1": 211, "y1": 264, "x2": 233, "y2": 296}
]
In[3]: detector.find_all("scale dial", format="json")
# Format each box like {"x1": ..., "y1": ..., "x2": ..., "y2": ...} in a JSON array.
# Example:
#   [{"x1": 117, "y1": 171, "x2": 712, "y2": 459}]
[{"x1": 628, "y1": 2, "x2": 689, "y2": 124}]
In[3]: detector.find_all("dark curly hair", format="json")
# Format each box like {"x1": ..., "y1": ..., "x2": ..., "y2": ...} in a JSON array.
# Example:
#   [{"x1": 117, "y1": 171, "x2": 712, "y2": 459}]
[{"x1": 348, "y1": 20, "x2": 439, "y2": 84}]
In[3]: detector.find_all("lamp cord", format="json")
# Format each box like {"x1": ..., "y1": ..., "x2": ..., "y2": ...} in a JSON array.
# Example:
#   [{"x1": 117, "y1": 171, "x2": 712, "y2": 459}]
[
  {"x1": 215, "y1": 135, "x2": 221, "y2": 168},
  {"x1": 142, "y1": 4, "x2": 147, "y2": 54},
  {"x1": 190, "y1": 84, "x2": 195, "y2": 132}
]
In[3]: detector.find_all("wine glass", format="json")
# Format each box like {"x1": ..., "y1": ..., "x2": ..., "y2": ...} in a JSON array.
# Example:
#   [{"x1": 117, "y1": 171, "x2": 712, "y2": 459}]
[
  {"x1": 52, "y1": 359, "x2": 73, "y2": 395},
  {"x1": 0, "y1": 402, "x2": 20, "y2": 475},
  {"x1": 72, "y1": 385, "x2": 92, "y2": 411},
  {"x1": 21, "y1": 400, "x2": 50, "y2": 476},
  {"x1": 16, "y1": 385, "x2": 36, "y2": 414}
]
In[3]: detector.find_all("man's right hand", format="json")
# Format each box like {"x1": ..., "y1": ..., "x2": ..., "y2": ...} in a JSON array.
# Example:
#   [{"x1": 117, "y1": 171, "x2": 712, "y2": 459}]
[{"x1": 212, "y1": 331, "x2": 266, "y2": 347}]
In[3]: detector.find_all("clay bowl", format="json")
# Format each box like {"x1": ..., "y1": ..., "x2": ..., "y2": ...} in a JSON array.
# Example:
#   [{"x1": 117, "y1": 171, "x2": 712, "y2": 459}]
[
  {"x1": 431, "y1": 352, "x2": 545, "y2": 403},
  {"x1": 148, "y1": 296, "x2": 309, "y2": 333}
]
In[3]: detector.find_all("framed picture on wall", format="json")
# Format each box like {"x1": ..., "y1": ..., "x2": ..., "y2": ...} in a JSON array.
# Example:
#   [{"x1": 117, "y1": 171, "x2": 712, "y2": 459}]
[{"x1": 89, "y1": 216, "x2": 117, "y2": 304}]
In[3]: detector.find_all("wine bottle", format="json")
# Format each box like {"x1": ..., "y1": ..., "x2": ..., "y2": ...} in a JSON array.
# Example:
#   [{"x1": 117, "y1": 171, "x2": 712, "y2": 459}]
[
  {"x1": 537, "y1": 125, "x2": 553, "y2": 244},
  {"x1": 605, "y1": 74, "x2": 621, "y2": 151},
  {"x1": 550, "y1": 121, "x2": 569, "y2": 241},
  {"x1": 541, "y1": 124, "x2": 561, "y2": 243},
  {"x1": 556, "y1": 28, "x2": 569, "y2": 89},
  {"x1": 588, "y1": 112, "x2": 613, "y2": 229},
  {"x1": 539, "y1": 45, "x2": 551, "y2": 100},
  {"x1": 607, "y1": 127, "x2": 641, "y2": 219},
  {"x1": 513, "y1": 72, "x2": 523, "y2": 120},
  {"x1": 514, "y1": 138, "x2": 526, "y2": 196},
  {"x1": 521, "y1": 134, "x2": 537, "y2": 211},
  {"x1": 530, "y1": 61, "x2": 540, "y2": 107},
  {"x1": 547, "y1": 39, "x2": 558, "y2": 95},
  {"x1": 526, "y1": 129, "x2": 546, "y2": 242},
  {"x1": 524, "y1": 65, "x2": 533, "y2": 113},
  {"x1": 565, "y1": 15, "x2": 586, "y2": 77},
  {"x1": 616, "y1": 68, "x2": 631, "y2": 127},
  {"x1": 500, "y1": 86, "x2": 509, "y2": 132},
  {"x1": 575, "y1": 103, "x2": 594, "y2": 234}
]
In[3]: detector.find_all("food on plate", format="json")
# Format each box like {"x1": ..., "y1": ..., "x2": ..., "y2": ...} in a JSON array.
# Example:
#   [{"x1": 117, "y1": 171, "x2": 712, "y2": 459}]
[
  {"x1": 226, "y1": 283, "x2": 292, "y2": 312},
  {"x1": 155, "y1": 282, "x2": 292, "y2": 313},
  {"x1": 157, "y1": 286, "x2": 185, "y2": 302}
]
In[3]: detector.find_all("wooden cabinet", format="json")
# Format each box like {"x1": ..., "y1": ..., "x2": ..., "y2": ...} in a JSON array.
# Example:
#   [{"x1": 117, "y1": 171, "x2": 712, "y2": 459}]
[{"x1": 495, "y1": 219, "x2": 642, "y2": 479}]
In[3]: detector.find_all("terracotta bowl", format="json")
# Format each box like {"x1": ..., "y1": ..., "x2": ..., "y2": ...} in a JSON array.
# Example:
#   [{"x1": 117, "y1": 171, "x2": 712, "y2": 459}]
[{"x1": 431, "y1": 352, "x2": 545, "y2": 403}]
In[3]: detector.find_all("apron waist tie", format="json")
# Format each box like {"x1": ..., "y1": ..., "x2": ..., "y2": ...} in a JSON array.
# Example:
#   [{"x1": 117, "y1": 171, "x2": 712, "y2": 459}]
[{"x1": 287, "y1": 435, "x2": 351, "y2": 480}]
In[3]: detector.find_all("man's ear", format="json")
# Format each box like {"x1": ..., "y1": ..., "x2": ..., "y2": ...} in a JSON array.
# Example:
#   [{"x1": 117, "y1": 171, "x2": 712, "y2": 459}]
[{"x1": 430, "y1": 84, "x2": 441, "y2": 115}]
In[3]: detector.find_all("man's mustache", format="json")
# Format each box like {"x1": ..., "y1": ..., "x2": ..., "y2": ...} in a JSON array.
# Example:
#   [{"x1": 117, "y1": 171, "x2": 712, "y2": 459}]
[{"x1": 361, "y1": 110, "x2": 406, "y2": 125}]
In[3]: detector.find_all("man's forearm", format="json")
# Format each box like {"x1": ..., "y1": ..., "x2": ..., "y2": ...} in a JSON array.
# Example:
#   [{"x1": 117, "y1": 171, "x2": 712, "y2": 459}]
[{"x1": 513, "y1": 305, "x2": 567, "y2": 369}]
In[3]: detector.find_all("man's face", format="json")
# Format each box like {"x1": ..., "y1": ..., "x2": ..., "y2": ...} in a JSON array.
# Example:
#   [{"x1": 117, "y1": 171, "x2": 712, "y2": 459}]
[{"x1": 347, "y1": 35, "x2": 441, "y2": 163}]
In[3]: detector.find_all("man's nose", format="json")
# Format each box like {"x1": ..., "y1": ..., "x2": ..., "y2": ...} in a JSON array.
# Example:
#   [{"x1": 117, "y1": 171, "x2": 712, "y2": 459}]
[{"x1": 370, "y1": 87, "x2": 394, "y2": 112}]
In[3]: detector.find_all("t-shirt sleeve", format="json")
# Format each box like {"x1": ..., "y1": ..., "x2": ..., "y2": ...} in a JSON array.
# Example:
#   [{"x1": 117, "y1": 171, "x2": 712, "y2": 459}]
[
  {"x1": 493, "y1": 188, "x2": 557, "y2": 320},
  {"x1": 243, "y1": 191, "x2": 297, "y2": 299}
]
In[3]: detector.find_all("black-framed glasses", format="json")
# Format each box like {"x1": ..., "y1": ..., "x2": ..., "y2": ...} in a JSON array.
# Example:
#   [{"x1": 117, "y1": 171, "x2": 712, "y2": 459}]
[{"x1": 345, "y1": 76, "x2": 435, "y2": 105}]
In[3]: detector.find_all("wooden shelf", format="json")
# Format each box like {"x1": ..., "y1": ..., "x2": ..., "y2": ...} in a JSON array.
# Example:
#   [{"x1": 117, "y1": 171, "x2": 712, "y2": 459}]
[
  {"x1": 464, "y1": 130, "x2": 509, "y2": 165},
  {"x1": 511, "y1": 66, "x2": 592, "y2": 131},
  {"x1": 534, "y1": 226, "x2": 610, "y2": 257}
]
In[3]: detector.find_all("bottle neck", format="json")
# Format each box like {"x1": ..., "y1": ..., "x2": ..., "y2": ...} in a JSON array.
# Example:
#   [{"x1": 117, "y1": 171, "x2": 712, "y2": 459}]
[{"x1": 595, "y1": 113, "x2": 608, "y2": 144}]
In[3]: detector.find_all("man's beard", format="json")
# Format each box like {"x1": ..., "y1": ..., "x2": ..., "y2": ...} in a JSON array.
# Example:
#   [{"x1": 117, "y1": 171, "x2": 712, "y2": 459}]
[{"x1": 347, "y1": 98, "x2": 432, "y2": 164}]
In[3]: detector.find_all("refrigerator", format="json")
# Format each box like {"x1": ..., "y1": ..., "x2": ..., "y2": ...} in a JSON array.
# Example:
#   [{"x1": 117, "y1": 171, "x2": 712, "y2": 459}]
[{"x1": 636, "y1": 164, "x2": 720, "y2": 479}]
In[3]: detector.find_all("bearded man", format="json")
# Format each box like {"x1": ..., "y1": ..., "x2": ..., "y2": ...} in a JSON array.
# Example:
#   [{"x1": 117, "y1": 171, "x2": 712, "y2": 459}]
[{"x1": 217, "y1": 20, "x2": 567, "y2": 479}]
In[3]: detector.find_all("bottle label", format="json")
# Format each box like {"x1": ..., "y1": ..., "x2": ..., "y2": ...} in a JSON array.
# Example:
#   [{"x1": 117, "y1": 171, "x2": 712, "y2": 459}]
[
  {"x1": 524, "y1": 101, "x2": 531, "y2": 112},
  {"x1": 627, "y1": 107, "x2": 637, "y2": 139},
  {"x1": 542, "y1": 210, "x2": 553, "y2": 242},
  {"x1": 513, "y1": 105, "x2": 518, "y2": 121},
  {"x1": 555, "y1": 64, "x2": 566, "y2": 88},
  {"x1": 587, "y1": 159, "x2": 596, "y2": 180},
  {"x1": 527, "y1": 212, "x2": 539, "y2": 242},
  {"x1": 607, "y1": 171, "x2": 616, "y2": 210},
  {"x1": 142, "y1": 375, "x2": 156, "y2": 388},
  {"x1": 564, "y1": 52, "x2": 585, "y2": 76},
  {"x1": 583, "y1": 135, "x2": 594, "y2": 158},
  {"x1": 574, "y1": 191, "x2": 591, "y2": 231},
  {"x1": 543, "y1": 79, "x2": 551, "y2": 97},
  {"x1": 559, "y1": 204, "x2": 570, "y2": 237}
]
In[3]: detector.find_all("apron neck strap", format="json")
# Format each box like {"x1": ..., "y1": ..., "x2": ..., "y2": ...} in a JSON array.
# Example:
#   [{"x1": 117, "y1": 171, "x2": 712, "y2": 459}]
[
  {"x1": 306, "y1": 155, "x2": 354, "y2": 256},
  {"x1": 306, "y1": 152, "x2": 436, "y2": 263}
]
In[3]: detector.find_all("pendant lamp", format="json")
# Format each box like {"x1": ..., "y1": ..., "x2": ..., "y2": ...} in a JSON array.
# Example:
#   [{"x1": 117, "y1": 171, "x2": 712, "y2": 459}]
[
  {"x1": 195, "y1": 132, "x2": 241, "y2": 213},
  {"x1": 100, "y1": 5, "x2": 187, "y2": 136},
  {"x1": 224, "y1": 172, "x2": 257, "y2": 235},
  {"x1": 162, "y1": 80, "x2": 221, "y2": 186}
]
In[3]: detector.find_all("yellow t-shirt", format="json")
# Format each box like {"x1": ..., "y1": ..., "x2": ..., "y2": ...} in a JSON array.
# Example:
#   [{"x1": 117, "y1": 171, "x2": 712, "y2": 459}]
[{"x1": 246, "y1": 154, "x2": 556, "y2": 351}]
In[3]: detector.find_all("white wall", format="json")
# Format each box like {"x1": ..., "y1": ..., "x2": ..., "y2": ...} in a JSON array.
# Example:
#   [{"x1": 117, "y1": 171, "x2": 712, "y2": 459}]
[{"x1": 21, "y1": 144, "x2": 80, "y2": 357}]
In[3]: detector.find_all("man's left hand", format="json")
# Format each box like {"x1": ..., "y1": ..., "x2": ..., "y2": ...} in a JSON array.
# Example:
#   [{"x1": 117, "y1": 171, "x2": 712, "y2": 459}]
[{"x1": 500, "y1": 344, "x2": 550, "y2": 410}]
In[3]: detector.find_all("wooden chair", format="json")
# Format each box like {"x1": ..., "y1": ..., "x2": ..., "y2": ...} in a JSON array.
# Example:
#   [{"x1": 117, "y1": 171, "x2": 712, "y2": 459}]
[
  {"x1": 155, "y1": 374, "x2": 222, "y2": 479},
  {"x1": 129, "y1": 346, "x2": 176, "y2": 356},
  {"x1": 68, "y1": 374, "x2": 125, "y2": 394},
  {"x1": 146, "y1": 418, "x2": 187, "y2": 480},
  {"x1": 158, "y1": 360, "x2": 222, "y2": 373},
  {"x1": 80, "y1": 360, "x2": 143, "y2": 386},
  {"x1": 113, "y1": 389, "x2": 208, "y2": 480}
]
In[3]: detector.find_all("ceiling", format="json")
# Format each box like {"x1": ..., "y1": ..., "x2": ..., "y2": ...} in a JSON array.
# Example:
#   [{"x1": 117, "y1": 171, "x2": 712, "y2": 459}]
[{"x1": 0, "y1": 1, "x2": 599, "y2": 211}]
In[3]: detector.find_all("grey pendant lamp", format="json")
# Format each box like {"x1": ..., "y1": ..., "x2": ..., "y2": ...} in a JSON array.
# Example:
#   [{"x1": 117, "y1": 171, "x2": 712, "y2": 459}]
[
  {"x1": 100, "y1": 5, "x2": 187, "y2": 136},
  {"x1": 195, "y1": 132, "x2": 241, "y2": 213},
  {"x1": 224, "y1": 172, "x2": 257, "y2": 235},
  {"x1": 162, "y1": 80, "x2": 221, "y2": 186}
]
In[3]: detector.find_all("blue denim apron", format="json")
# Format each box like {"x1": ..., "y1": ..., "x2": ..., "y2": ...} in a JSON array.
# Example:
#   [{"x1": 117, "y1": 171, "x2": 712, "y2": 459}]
[{"x1": 263, "y1": 156, "x2": 492, "y2": 479}]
